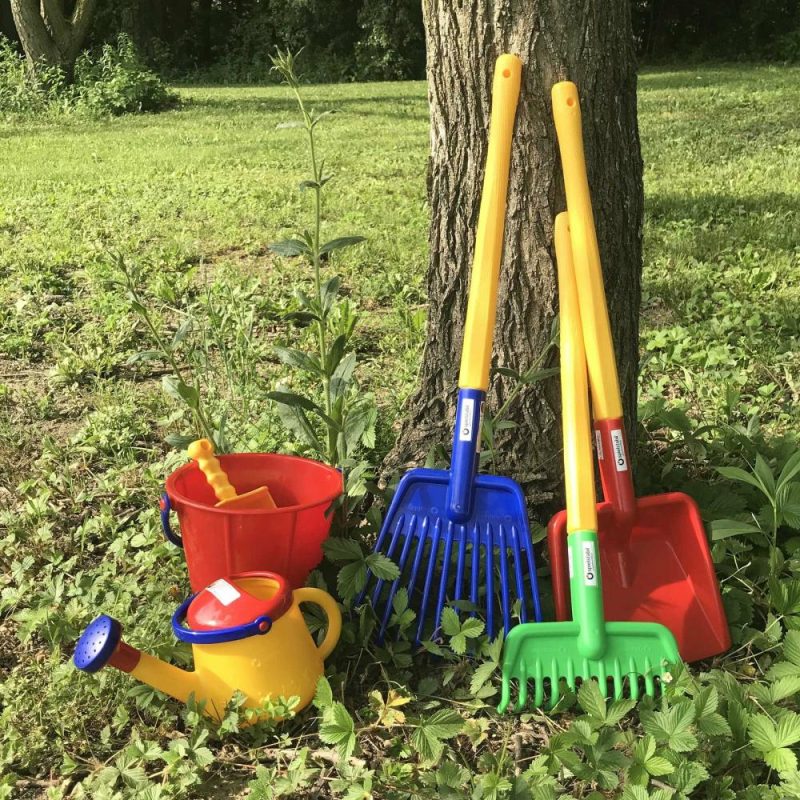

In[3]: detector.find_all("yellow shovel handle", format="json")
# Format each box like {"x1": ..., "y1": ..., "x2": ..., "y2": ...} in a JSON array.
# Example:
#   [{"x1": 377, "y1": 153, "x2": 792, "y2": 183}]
[
  {"x1": 187, "y1": 439, "x2": 237, "y2": 503},
  {"x1": 458, "y1": 54, "x2": 522, "y2": 390},
  {"x1": 293, "y1": 588, "x2": 342, "y2": 662},
  {"x1": 552, "y1": 82, "x2": 623, "y2": 420},
  {"x1": 554, "y1": 213, "x2": 597, "y2": 534}
]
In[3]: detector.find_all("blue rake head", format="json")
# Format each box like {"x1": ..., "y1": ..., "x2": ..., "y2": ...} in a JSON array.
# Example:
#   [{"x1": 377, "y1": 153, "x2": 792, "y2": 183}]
[{"x1": 358, "y1": 466, "x2": 542, "y2": 643}]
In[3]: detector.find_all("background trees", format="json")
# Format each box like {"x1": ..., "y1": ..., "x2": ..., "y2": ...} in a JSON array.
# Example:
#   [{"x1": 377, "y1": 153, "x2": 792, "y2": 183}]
[
  {"x1": 10, "y1": 0, "x2": 97, "y2": 75},
  {"x1": 3, "y1": 0, "x2": 797, "y2": 83}
]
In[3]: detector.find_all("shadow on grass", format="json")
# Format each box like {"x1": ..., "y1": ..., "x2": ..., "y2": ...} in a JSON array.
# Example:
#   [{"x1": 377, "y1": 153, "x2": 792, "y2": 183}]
[
  {"x1": 647, "y1": 191, "x2": 799, "y2": 225},
  {"x1": 639, "y1": 63, "x2": 799, "y2": 92},
  {"x1": 179, "y1": 92, "x2": 428, "y2": 121}
]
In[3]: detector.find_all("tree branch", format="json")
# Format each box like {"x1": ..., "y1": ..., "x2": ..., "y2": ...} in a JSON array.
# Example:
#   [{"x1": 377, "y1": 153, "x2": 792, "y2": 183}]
[
  {"x1": 40, "y1": 0, "x2": 71, "y2": 53},
  {"x1": 10, "y1": 0, "x2": 61, "y2": 67},
  {"x1": 66, "y1": 0, "x2": 97, "y2": 63}
]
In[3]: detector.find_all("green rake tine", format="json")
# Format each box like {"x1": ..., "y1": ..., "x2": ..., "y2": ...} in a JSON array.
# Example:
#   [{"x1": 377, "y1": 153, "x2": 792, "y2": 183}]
[
  {"x1": 597, "y1": 664, "x2": 608, "y2": 697},
  {"x1": 612, "y1": 658, "x2": 623, "y2": 701},
  {"x1": 533, "y1": 659, "x2": 544, "y2": 709},
  {"x1": 550, "y1": 671, "x2": 562, "y2": 709},
  {"x1": 566, "y1": 658, "x2": 576, "y2": 692},
  {"x1": 644, "y1": 670, "x2": 655, "y2": 698},
  {"x1": 518, "y1": 662, "x2": 530, "y2": 710},
  {"x1": 499, "y1": 674, "x2": 511, "y2": 713},
  {"x1": 628, "y1": 659, "x2": 640, "y2": 701}
]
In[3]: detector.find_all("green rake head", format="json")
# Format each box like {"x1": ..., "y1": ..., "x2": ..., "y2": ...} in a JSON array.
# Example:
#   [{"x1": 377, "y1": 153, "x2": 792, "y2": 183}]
[
  {"x1": 501, "y1": 215, "x2": 683, "y2": 715},
  {"x1": 497, "y1": 616, "x2": 680, "y2": 712}
]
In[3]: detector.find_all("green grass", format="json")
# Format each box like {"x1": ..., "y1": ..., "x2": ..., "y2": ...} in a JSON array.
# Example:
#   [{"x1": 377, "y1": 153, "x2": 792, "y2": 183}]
[
  {"x1": 638, "y1": 66, "x2": 800, "y2": 439},
  {"x1": 1, "y1": 65, "x2": 799, "y2": 798}
]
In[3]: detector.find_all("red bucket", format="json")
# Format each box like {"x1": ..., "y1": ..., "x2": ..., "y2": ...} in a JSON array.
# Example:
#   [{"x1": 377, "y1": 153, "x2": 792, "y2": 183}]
[{"x1": 160, "y1": 453, "x2": 342, "y2": 590}]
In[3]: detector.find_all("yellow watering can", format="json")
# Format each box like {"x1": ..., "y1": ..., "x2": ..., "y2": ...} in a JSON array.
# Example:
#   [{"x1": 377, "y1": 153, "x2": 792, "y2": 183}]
[{"x1": 73, "y1": 571, "x2": 341, "y2": 722}]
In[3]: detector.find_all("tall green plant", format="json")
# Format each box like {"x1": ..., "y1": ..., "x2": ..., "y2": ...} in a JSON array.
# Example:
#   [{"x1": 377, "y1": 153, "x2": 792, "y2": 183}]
[{"x1": 267, "y1": 49, "x2": 375, "y2": 520}]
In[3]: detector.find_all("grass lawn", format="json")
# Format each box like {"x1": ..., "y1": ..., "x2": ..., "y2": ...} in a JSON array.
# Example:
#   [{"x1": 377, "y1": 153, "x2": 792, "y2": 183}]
[{"x1": 1, "y1": 65, "x2": 799, "y2": 798}]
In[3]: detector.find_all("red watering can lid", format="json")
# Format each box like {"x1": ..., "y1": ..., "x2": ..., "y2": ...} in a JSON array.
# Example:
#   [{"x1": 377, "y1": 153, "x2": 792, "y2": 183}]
[{"x1": 185, "y1": 571, "x2": 292, "y2": 636}]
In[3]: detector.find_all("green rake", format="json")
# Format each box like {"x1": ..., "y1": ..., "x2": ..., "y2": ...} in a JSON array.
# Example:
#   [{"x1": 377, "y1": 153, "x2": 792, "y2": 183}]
[{"x1": 498, "y1": 213, "x2": 681, "y2": 713}]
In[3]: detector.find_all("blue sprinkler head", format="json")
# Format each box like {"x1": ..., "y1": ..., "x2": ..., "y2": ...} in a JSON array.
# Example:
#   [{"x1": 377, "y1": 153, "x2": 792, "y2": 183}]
[{"x1": 73, "y1": 614, "x2": 122, "y2": 673}]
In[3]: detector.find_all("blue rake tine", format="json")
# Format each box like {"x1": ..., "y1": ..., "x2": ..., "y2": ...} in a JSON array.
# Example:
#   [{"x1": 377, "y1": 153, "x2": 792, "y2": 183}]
[
  {"x1": 404, "y1": 514, "x2": 430, "y2": 600},
  {"x1": 369, "y1": 513, "x2": 412, "y2": 608},
  {"x1": 453, "y1": 523, "x2": 468, "y2": 604},
  {"x1": 470, "y1": 522, "x2": 480, "y2": 611},
  {"x1": 415, "y1": 516, "x2": 443, "y2": 643},
  {"x1": 485, "y1": 523, "x2": 495, "y2": 640},
  {"x1": 356, "y1": 510, "x2": 404, "y2": 607},
  {"x1": 432, "y1": 521, "x2": 456, "y2": 637},
  {"x1": 498, "y1": 523, "x2": 511, "y2": 636},
  {"x1": 510, "y1": 525, "x2": 528, "y2": 623},
  {"x1": 523, "y1": 534, "x2": 543, "y2": 622},
  {"x1": 377, "y1": 514, "x2": 424, "y2": 641}
]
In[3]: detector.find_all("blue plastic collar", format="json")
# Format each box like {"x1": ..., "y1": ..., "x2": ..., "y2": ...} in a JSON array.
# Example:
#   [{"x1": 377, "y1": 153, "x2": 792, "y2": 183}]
[
  {"x1": 446, "y1": 388, "x2": 485, "y2": 522},
  {"x1": 171, "y1": 595, "x2": 273, "y2": 644}
]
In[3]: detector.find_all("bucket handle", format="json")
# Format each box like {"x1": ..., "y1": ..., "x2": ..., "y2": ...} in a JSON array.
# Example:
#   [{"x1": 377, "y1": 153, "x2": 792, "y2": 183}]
[
  {"x1": 293, "y1": 587, "x2": 342, "y2": 661},
  {"x1": 160, "y1": 493, "x2": 183, "y2": 548}
]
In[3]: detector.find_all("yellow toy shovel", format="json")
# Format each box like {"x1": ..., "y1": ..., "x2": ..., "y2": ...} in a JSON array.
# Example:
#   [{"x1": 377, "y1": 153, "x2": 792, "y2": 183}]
[{"x1": 187, "y1": 439, "x2": 277, "y2": 510}]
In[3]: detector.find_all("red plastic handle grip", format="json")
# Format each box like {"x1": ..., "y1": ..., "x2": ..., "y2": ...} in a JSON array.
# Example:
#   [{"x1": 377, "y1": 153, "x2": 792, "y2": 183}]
[
  {"x1": 594, "y1": 418, "x2": 636, "y2": 525},
  {"x1": 109, "y1": 640, "x2": 142, "y2": 673}
]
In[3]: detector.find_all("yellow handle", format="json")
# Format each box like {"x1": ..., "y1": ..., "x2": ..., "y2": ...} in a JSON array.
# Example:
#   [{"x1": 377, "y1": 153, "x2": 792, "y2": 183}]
[
  {"x1": 552, "y1": 82, "x2": 623, "y2": 420},
  {"x1": 293, "y1": 587, "x2": 342, "y2": 661},
  {"x1": 187, "y1": 439, "x2": 237, "y2": 502},
  {"x1": 554, "y1": 213, "x2": 597, "y2": 533},
  {"x1": 458, "y1": 54, "x2": 522, "y2": 390}
]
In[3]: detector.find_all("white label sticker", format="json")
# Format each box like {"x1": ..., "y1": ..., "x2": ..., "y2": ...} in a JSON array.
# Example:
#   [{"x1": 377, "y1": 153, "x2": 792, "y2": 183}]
[
  {"x1": 459, "y1": 397, "x2": 475, "y2": 442},
  {"x1": 595, "y1": 429, "x2": 604, "y2": 460},
  {"x1": 568, "y1": 544, "x2": 574, "y2": 578},
  {"x1": 207, "y1": 579, "x2": 241, "y2": 606},
  {"x1": 610, "y1": 429, "x2": 628, "y2": 472},
  {"x1": 582, "y1": 541, "x2": 598, "y2": 586}
]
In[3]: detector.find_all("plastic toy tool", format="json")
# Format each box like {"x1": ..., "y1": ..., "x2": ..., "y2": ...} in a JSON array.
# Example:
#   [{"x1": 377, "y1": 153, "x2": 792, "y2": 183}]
[
  {"x1": 498, "y1": 214, "x2": 681, "y2": 713},
  {"x1": 545, "y1": 81, "x2": 730, "y2": 664},
  {"x1": 358, "y1": 54, "x2": 542, "y2": 642},
  {"x1": 188, "y1": 439, "x2": 277, "y2": 510},
  {"x1": 74, "y1": 571, "x2": 341, "y2": 722}
]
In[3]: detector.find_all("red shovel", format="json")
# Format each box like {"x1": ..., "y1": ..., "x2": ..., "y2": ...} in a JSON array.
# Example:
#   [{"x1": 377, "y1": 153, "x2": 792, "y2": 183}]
[{"x1": 546, "y1": 81, "x2": 730, "y2": 663}]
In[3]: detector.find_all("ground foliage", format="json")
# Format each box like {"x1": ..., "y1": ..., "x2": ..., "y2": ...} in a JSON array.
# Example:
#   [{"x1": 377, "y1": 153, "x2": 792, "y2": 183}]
[
  {"x1": 0, "y1": 65, "x2": 799, "y2": 798},
  {"x1": 0, "y1": 34, "x2": 176, "y2": 116}
]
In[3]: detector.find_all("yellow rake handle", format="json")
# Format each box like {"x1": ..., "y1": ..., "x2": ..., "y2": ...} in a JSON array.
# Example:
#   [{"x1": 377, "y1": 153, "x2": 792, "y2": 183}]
[
  {"x1": 554, "y1": 213, "x2": 597, "y2": 534},
  {"x1": 458, "y1": 54, "x2": 522, "y2": 391},
  {"x1": 551, "y1": 81, "x2": 623, "y2": 420}
]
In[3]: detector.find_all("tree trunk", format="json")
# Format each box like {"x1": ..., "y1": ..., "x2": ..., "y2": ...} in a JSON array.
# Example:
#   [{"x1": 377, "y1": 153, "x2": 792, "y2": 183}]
[
  {"x1": 10, "y1": 0, "x2": 97, "y2": 74},
  {"x1": 387, "y1": 0, "x2": 643, "y2": 514}
]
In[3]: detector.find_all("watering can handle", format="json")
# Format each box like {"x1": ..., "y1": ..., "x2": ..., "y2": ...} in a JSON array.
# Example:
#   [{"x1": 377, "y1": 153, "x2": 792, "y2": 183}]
[
  {"x1": 160, "y1": 493, "x2": 183, "y2": 548},
  {"x1": 293, "y1": 587, "x2": 342, "y2": 661}
]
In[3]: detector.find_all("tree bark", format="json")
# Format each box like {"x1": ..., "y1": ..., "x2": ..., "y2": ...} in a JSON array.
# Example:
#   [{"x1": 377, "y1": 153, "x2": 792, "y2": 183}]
[
  {"x1": 387, "y1": 0, "x2": 643, "y2": 514},
  {"x1": 10, "y1": 0, "x2": 97, "y2": 74}
]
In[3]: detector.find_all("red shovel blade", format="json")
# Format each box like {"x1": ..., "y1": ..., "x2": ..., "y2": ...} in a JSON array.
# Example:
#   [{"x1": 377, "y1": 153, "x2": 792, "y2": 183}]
[{"x1": 547, "y1": 491, "x2": 730, "y2": 663}]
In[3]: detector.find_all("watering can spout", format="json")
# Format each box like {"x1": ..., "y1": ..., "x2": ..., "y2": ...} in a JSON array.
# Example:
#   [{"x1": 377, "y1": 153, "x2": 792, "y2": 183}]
[{"x1": 73, "y1": 615, "x2": 202, "y2": 706}]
